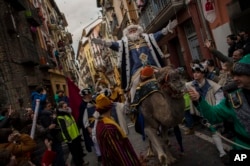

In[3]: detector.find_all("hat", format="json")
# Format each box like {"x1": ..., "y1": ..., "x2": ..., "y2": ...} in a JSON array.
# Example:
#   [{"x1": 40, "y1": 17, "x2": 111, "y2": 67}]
[
  {"x1": 95, "y1": 94, "x2": 113, "y2": 114},
  {"x1": 79, "y1": 88, "x2": 91, "y2": 96},
  {"x1": 140, "y1": 66, "x2": 154, "y2": 78},
  {"x1": 232, "y1": 53, "x2": 250, "y2": 76},
  {"x1": 101, "y1": 88, "x2": 112, "y2": 97},
  {"x1": 191, "y1": 63, "x2": 206, "y2": 73}
]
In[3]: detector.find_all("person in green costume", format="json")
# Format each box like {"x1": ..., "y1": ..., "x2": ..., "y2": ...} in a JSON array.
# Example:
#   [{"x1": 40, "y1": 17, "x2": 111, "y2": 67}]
[{"x1": 188, "y1": 54, "x2": 250, "y2": 150}]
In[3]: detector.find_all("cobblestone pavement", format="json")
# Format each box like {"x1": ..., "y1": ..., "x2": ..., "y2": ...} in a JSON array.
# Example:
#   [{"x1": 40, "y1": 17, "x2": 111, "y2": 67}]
[{"x1": 84, "y1": 117, "x2": 230, "y2": 166}]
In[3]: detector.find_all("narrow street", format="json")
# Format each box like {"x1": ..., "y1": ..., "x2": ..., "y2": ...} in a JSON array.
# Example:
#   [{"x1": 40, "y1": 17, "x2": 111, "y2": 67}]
[{"x1": 85, "y1": 116, "x2": 231, "y2": 166}]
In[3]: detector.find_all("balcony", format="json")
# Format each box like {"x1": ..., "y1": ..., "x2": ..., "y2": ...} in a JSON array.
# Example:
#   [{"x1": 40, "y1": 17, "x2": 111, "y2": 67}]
[
  {"x1": 117, "y1": 14, "x2": 129, "y2": 39},
  {"x1": 24, "y1": 76, "x2": 39, "y2": 86},
  {"x1": 5, "y1": 0, "x2": 27, "y2": 11},
  {"x1": 18, "y1": 36, "x2": 39, "y2": 66},
  {"x1": 39, "y1": 49, "x2": 56, "y2": 70},
  {"x1": 25, "y1": 7, "x2": 42, "y2": 27},
  {"x1": 138, "y1": 0, "x2": 184, "y2": 33},
  {"x1": 48, "y1": 23, "x2": 59, "y2": 31}
]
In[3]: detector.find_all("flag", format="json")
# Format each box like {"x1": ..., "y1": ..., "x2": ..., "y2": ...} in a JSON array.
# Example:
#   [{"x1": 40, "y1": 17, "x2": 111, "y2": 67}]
[
  {"x1": 66, "y1": 77, "x2": 82, "y2": 122},
  {"x1": 202, "y1": 0, "x2": 216, "y2": 23}
]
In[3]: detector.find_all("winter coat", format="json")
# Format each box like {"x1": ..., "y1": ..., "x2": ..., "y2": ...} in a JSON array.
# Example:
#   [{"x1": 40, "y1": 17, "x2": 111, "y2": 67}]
[{"x1": 0, "y1": 134, "x2": 36, "y2": 166}]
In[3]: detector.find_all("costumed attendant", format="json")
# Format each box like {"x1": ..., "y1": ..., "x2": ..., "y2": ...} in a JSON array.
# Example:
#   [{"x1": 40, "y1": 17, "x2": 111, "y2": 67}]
[
  {"x1": 101, "y1": 88, "x2": 129, "y2": 135},
  {"x1": 188, "y1": 54, "x2": 250, "y2": 151},
  {"x1": 95, "y1": 94, "x2": 141, "y2": 166},
  {"x1": 79, "y1": 88, "x2": 102, "y2": 164},
  {"x1": 91, "y1": 19, "x2": 178, "y2": 103}
]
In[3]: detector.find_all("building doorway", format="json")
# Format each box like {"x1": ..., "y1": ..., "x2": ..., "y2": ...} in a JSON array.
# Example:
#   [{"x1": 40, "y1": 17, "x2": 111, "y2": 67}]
[{"x1": 184, "y1": 19, "x2": 202, "y2": 61}]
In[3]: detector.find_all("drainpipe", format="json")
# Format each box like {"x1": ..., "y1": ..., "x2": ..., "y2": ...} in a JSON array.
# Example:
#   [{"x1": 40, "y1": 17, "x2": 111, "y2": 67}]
[{"x1": 196, "y1": 0, "x2": 212, "y2": 40}]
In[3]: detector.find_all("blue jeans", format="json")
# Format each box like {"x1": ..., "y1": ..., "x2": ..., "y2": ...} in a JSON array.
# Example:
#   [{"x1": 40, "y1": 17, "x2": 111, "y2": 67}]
[{"x1": 184, "y1": 110, "x2": 194, "y2": 129}]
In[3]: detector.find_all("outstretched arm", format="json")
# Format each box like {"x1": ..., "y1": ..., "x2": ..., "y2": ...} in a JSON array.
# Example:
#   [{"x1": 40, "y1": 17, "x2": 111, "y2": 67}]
[
  {"x1": 204, "y1": 39, "x2": 232, "y2": 63},
  {"x1": 91, "y1": 38, "x2": 120, "y2": 51},
  {"x1": 161, "y1": 19, "x2": 178, "y2": 35},
  {"x1": 154, "y1": 19, "x2": 178, "y2": 41}
]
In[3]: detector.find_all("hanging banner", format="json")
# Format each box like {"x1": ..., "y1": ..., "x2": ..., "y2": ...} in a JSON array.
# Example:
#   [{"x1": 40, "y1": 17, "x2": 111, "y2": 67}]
[{"x1": 201, "y1": 0, "x2": 216, "y2": 23}]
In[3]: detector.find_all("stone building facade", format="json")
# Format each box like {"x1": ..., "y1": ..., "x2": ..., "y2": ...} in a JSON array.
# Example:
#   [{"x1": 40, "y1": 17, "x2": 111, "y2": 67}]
[{"x1": 0, "y1": 0, "x2": 76, "y2": 110}]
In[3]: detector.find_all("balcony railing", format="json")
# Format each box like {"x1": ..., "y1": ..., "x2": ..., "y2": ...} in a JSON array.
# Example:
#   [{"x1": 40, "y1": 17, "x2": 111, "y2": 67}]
[
  {"x1": 18, "y1": 36, "x2": 39, "y2": 66},
  {"x1": 25, "y1": 6, "x2": 42, "y2": 27},
  {"x1": 5, "y1": 0, "x2": 27, "y2": 11},
  {"x1": 138, "y1": 0, "x2": 184, "y2": 32},
  {"x1": 39, "y1": 49, "x2": 56, "y2": 70}
]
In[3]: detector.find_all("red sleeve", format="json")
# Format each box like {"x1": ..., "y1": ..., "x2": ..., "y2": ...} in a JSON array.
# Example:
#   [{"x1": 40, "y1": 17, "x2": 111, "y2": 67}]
[{"x1": 41, "y1": 150, "x2": 56, "y2": 166}]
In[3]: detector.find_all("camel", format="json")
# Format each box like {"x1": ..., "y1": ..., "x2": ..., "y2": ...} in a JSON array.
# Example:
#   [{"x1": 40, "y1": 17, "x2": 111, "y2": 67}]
[{"x1": 131, "y1": 66, "x2": 185, "y2": 166}]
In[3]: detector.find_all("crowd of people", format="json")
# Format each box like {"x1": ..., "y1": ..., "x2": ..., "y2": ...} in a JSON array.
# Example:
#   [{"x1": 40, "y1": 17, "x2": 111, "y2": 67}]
[{"x1": 0, "y1": 17, "x2": 250, "y2": 166}]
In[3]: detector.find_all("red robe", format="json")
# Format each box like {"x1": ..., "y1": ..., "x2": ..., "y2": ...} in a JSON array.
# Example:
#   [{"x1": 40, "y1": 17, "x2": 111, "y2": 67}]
[{"x1": 96, "y1": 117, "x2": 141, "y2": 166}]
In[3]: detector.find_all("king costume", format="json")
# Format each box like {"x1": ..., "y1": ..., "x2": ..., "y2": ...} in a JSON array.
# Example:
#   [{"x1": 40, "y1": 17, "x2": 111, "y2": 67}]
[{"x1": 110, "y1": 30, "x2": 166, "y2": 90}]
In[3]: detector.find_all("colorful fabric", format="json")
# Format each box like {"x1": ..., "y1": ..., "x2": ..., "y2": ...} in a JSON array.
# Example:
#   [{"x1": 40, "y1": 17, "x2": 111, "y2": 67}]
[
  {"x1": 41, "y1": 150, "x2": 56, "y2": 166},
  {"x1": 57, "y1": 114, "x2": 80, "y2": 143},
  {"x1": 113, "y1": 32, "x2": 165, "y2": 90},
  {"x1": 102, "y1": 116, "x2": 126, "y2": 138},
  {"x1": 140, "y1": 65, "x2": 154, "y2": 78},
  {"x1": 195, "y1": 98, "x2": 250, "y2": 150},
  {"x1": 131, "y1": 79, "x2": 159, "y2": 107},
  {"x1": 183, "y1": 93, "x2": 191, "y2": 111},
  {"x1": 31, "y1": 92, "x2": 47, "y2": 112},
  {"x1": 66, "y1": 77, "x2": 82, "y2": 121},
  {"x1": 229, "y1": 90, "x2": 250, "y2": 135},
  {"x1": 96, "y1": 117, "x2": 141, "y2": 166},
  {"x1": 95, "y1": 94, "x2": 113, "y2": 114}
]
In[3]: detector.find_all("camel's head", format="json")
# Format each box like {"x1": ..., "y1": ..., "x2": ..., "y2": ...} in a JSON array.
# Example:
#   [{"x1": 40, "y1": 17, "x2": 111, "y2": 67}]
[{"x1": 156, "y1": 66, "x2": 185, "y2": 98}]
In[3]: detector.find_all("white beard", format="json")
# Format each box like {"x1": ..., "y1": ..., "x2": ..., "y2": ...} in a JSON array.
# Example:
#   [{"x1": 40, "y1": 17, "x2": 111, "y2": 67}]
[{"x1": 127, "y1": 32, "x2": 141, "y2": 41}]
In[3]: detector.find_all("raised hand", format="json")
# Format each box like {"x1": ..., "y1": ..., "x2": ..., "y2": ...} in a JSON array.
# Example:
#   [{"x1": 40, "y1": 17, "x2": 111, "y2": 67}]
[
  {"x1": 204, "y1": 39, "x2": 213, "y2": 49},
  {"x1": 168, "y1": 19, "x2": 178, "y2": 31},
  {"x1": 187, "y1": 88, "x2": 200, "y2": 101},
  {"x1": 162, "y1": 19, "x2": 178, "y2": 34}
]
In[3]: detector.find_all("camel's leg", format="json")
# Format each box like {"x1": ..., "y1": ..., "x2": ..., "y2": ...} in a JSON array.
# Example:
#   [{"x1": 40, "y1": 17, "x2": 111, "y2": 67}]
[
  {"x1": 173, "y1": 125, "x2": 184, "y2": 153},
  {"x1": 161, "y1": 126, "x2": 177, "y2": 164},
  {"x1": 147, "y1": 141, "x2": 155, "y2": 157},
  {"x1": 144, "y1": 127, "x2": 168, "y2": 165}
]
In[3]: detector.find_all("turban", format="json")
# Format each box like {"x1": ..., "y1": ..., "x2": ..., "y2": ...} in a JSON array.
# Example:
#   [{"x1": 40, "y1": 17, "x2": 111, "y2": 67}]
[
  {"x1": 95, "y1": 94, "x2": 113, "y2": 114},
  {"x1": 140, "y1": 65, "x2": 154, "y2": 79}
]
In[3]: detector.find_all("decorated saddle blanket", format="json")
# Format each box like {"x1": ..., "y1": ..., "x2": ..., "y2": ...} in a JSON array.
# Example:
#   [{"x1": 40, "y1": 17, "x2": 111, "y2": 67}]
[{"x1": 131, "y1": 78, "x2": 159, "y2": 107}]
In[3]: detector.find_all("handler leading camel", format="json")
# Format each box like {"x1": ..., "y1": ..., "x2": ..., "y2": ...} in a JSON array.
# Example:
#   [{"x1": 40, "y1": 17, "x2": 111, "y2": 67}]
[{"x1": 91, "y1": 19, "x2": 178, "y2": 102}]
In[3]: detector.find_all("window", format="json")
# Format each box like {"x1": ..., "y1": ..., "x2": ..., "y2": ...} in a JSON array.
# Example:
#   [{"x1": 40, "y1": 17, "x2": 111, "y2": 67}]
[{"x1": 56, "y1": 84, "x2": 60, "y2": 91}]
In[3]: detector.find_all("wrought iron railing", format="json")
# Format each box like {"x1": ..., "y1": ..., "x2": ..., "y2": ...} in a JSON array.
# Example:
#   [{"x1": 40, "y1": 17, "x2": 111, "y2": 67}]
[{"x1": 138, "y1": 0, "x2": 173, "y2": 29}]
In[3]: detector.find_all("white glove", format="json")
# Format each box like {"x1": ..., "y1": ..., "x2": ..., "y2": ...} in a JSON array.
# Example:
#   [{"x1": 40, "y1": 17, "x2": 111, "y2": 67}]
[
  {"x1": 162, "y1": 19, "x2": 178, "y2": 35},
  {"x1": 91, "y1": 38, "x2": 112, "y2": 47}
]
